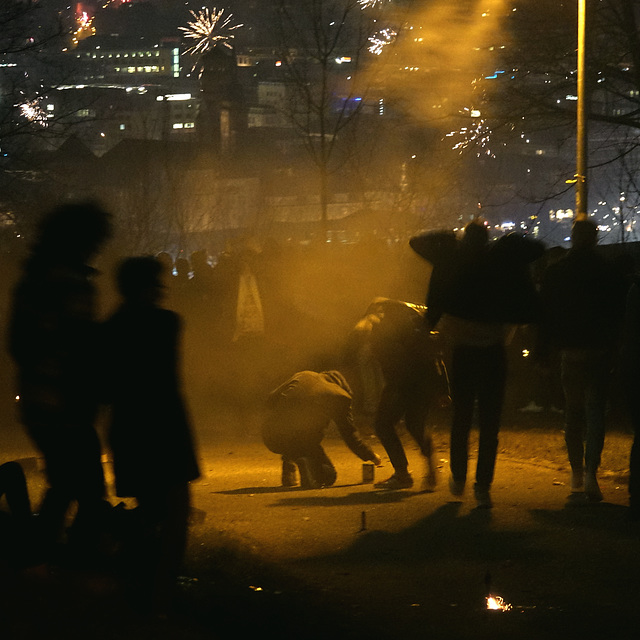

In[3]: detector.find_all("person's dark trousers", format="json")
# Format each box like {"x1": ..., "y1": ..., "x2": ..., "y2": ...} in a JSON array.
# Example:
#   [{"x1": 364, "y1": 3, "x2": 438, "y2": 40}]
[
  {"x1": 630, "y1": 429, "x2": 640, "y2": 517},
  {"x1": 561, "y1": 348, "x2": 611, "y2": 475},
  {"x1": 136, "y1": 483, "x2": 191, "y2": 615},
  {"x1": 27, "y1": 421, "x2": 106, "y2": 553},
  {"x1": 0, "y1": 461, "x2": 31, "y2": 521},
  {"x1": 624, "y1": 380, "x2": 640, "y2": 517},
  {"x1": 450, "y1": 344, "x2": 507, "y2": 489},
  {"x1": 0, "y1": 461, "x2": 34, "y2": 567},
  {"x1": 374, "y1": 376, "x2": 432, "y2": 475}
]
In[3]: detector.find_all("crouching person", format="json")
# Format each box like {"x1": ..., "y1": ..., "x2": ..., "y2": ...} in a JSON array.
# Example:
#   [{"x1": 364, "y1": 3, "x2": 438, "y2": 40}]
[{"x1": 262, "y1": 370, "x2": 381, "y2": 488}]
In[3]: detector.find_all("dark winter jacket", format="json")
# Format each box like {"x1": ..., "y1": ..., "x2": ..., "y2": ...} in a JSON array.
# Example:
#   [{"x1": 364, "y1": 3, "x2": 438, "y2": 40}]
[
  {"x1": 410, "y1": 231, "x2": 545, "y2": 328},
  {"x1": 8, "y1": 259, "x2": 101, "y2": 428},
  {"x1": 262, "y1": 370, "x2": 376, "y2": 462},
  {"x1": 539, "y1": 246, "x2": 628, "y2": 353},
  {"x1": 102, "y1": 303, "x2": 200, "y2": 497}
]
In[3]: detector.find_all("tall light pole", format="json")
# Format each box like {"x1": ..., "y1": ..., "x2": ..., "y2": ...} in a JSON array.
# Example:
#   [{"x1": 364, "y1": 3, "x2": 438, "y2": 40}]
[{"x1": 576, "y1": 0, "x2": 588, "y2": 217}]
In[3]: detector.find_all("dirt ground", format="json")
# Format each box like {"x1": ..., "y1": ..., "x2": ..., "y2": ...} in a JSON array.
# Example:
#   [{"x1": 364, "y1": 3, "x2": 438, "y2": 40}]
[{"x1": 1, "y1": 407, "x2": 637, "y2": 640}]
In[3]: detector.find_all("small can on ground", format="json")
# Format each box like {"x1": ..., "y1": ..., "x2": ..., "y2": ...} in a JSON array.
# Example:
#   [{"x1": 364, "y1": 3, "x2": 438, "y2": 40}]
[{"x1": 362, "y1": 462, "x2": 375, "y2": 484}]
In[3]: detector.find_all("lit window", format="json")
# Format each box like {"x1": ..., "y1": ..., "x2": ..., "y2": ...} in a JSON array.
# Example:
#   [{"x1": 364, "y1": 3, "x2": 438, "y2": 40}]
[
  {"x1": 173, "y1": 123, "x2": 184, "y2": 129},
  {"x1": 184, "y1": 122, "x2": 195, "y2": 128},
  {"x1": 119, "y1": 124, "x2": 126, "y2": 130}
]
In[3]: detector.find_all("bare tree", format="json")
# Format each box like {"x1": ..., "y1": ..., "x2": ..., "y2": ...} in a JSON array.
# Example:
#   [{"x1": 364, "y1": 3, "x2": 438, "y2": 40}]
[
  {"x1": 274, "y1": 0, "x2": 377, "y2": 235},
  {"x1": 448, "y1": 1, "x2": 640, "y2": 233},
  {"x1": 0, "y1": 1, "x2": 73, "y2": 233}
]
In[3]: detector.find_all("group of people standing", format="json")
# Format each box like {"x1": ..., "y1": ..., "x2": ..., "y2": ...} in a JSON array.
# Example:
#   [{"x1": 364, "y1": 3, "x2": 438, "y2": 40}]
[
  {"x1": 3, "y1": 199, "x2": 639, "y2": 619},
  {"x1": 410, "y1": 215, "x2": 631, "y2": 509},
  {"x1": 6, "y1": 202, "x2": 200, "y2": 614},
  {"x1": 262, "y1": 215, "x2": 637, "y2": 520}
]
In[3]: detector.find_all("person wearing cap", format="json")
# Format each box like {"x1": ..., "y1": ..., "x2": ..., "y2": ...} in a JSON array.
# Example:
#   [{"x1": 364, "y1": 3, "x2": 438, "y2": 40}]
[{"x1": 262, "y1": 370, "x2": 381, "y2": 488}]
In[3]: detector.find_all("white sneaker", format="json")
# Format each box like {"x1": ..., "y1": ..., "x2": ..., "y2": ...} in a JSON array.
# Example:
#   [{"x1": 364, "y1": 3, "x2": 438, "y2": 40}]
[
  {"x1": 570, "y1": 469, "x2": 584, "y2": 492},
  {"x1": 519, "y1": 401, "x2": 544, "y2": 414},
  {"x1": 584, "y1": 471, "x2": 603, "y2": 502}
]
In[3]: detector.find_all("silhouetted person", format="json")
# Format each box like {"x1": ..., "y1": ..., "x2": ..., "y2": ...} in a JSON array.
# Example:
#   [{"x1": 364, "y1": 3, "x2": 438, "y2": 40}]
[
  {"x1": 620, "y1": 277, "x2": 640, "y2": 521},
  {"x1": 189, "y1": 250, "x2": 215, "y2": 308},
  {"x1": 350, "y1": 298, "x2": 449, "y2": 491},
  {"x1": 156, "y1": 251, "x2": 174, "y2": 278},
  {"x1": 8, "y1": 201, "x2": 112, "y2": 553},
  {"x1": 411, "y1": 219, "x2": 544, "y2": 508},
  {"x1": 102, "y1": 256, "x2": 200, "y2": 615},
  {"x1": 262, "y1": 370, "x2": 381, "y2": 488},
  {"x1": 539, "y1": 218, "x2": 628, "y2": 501},
  {"x1": 167, "y1": 255, "x2": 192, "y2": 317}
]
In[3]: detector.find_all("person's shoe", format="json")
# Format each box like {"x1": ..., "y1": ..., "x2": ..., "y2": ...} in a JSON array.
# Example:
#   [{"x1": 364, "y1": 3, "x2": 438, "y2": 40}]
[
  {"x1": 282, "y1": 469, "x2": 298, "y2": 487},
  {"x1": 474, "y1": 484, "x2": 493, "y2": 509},
  {"x1": 297, "y1": 458, "x2": 320, "y2": 489},
  {"x1": 421, "y1": 456, "x2": 437, "y2": 492},
  {"x1": 448, "y1": 474, "x2": 465, "y2": 497},
  {"x1": 374, "y1": 473, "x2": 413, "y2": 490},
  {"x1": 570, "y1": 469, "x2": 584, "y2": 493},
  {"x1": 584, "y1": 471, "x2": 603, "y2": 502},
  {"x1": 422, "y1": 469, "x2": 437, "y2": 492},
  {"x1": 519, "y1": 401, "x2": 544, "y2": 413}
]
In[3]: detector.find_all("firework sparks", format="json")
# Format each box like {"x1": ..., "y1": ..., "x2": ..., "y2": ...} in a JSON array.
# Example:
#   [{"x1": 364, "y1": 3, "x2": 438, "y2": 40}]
[
  {"x1": 17, "y1": 98, "x2": 48, "y2": 127},
  {"x1": 368, "y1": 28, "x2": 397, "y2": 55},
  {"x1": 359, "y1": 0, "x2": 392, "y2": 9},
  {"x1": 486, "y1": 595, "x2": 512, "y2": 611},
  {"x1": 72, "y1": 11, "x2": 95, "y2": 47},
  {"x1": 445, "y1": 109, "x2": 494, "y2": 158},
  {"x1": 179, "y1": 7, "x2": 243, "y2": 56}
]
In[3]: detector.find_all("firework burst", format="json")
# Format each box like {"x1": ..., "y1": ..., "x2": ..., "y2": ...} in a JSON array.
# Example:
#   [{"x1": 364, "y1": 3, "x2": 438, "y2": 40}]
[
  {"x1": 445, "y1": 109, "x2": 494, "y2": 158},
  {"x1": 179, "y1": 7, "x2": 243, "y2": 56},
  {"x1": 368, "y1": 27, "x2": 397, "y2": 55},
  {"x1": 359, "y1": 0, "x2": 393, "y2": 9},
  {"x1": 17, "y1": 98, "x2": 48, "y2": 128}
]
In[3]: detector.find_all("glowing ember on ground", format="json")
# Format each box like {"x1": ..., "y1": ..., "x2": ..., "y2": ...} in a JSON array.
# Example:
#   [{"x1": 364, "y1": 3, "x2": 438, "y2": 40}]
[{"x1": 486, "y1": 595, "x2": 512, "y2": 611}]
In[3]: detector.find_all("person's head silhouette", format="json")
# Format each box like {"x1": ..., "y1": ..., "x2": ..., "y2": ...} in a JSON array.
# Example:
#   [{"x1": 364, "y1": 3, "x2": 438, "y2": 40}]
[
  {"x1": 116, "y1": 256, "x2": 165, "y2": 306},
  {"x1": 33, "y1": 201, "x2": 112, "y2": 265}
]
